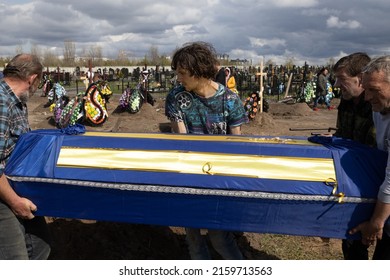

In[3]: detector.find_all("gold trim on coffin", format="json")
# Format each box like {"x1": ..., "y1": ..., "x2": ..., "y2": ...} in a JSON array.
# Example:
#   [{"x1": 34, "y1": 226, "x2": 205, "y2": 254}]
[
  {"x1": 84, "y1": 132, "x2": 316, "y2": 146},
  {"x1": 57, "y1": 147, "x2": 335, "y2": 182}
]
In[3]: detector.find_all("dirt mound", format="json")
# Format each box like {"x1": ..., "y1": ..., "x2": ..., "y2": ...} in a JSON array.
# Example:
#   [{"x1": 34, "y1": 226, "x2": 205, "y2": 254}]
[
  {"x1": 109, "y1": 98, "x2": 168, "y2": 133},
  {"x1": 243, "y1": 113, "x2": 275, "y2": 135},
  {"x1": 268, "y1": 102, "x2": 313, "y2": 116}
]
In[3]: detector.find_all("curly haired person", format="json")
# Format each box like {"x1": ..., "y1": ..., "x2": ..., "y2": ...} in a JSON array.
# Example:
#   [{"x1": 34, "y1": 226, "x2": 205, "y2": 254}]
[{"x1": 165, "y1": 42, "x2": 247, "y2": 259}]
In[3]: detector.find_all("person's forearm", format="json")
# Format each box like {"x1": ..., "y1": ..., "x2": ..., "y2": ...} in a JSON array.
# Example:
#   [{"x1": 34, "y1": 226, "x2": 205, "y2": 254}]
[
  {"x1": 374, "y1": 152, "x2": 390, "y2": 227},
  {"x1": 0, "y1": 172, "x2": 37, "y2": 219},
  {"x1": 170, "y1": 121, "x2": 187, "y2": 134},
  {"x1": 0, "y1": 173, "x2": 20, "y2": 208},
  {"x1": 230, "y1": 126, "x2": 241, "y2": 135},
  {"x1": 370, "y1": 200, "x2": 390, "y2": 231}
]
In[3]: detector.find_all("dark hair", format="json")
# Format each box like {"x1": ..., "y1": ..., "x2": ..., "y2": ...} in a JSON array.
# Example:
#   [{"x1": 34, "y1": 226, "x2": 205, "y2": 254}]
[
  {"x1": 171, "y1": 41, "x2": 218, "y2": 79},
  {"x1": 3, "y1": 53, "x2": 43, "y2": 82},
  {"x1": 333, "y1": 52, "x2": 370, "y2": 77},
  {"x1": 320, "y1": 67, "x2": 328, "y2": 73},
  {"x1": 316, "y1": 67, "x2": 328, "y2": 76}
]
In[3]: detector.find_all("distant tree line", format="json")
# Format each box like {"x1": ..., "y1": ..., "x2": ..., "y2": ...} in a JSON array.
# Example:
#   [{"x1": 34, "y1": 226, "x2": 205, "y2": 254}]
[
  {"x1": 0, "y1": 40, "x2": 336, "y2": 72},
  {"x1": 0, "y1": 40, "x2": 172, "y2": 68}
]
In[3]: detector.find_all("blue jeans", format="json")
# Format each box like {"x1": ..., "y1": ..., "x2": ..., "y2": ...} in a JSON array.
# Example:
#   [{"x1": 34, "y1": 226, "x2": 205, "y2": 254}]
[
  {"x1": 185, "y1": 228, "x2": 243, "y2": 260},
  {"x1": 313, "y1": 94, "x2": 330, "y2": 108},
  {"x1": 0, "y1": 200, "x2": 51, "y2": 260}
]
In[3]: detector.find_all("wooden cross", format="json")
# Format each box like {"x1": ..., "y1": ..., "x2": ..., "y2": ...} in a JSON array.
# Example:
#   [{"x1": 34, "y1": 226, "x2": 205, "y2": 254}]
[{"x1": 256, "y1": 59, "x2": 265, "y2": 113}]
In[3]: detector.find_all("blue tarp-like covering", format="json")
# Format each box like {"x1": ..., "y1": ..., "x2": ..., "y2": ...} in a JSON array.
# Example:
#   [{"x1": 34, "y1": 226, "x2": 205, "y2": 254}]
[{"x1": 5, "y1": 129, "x2": 388, "y2": 239}]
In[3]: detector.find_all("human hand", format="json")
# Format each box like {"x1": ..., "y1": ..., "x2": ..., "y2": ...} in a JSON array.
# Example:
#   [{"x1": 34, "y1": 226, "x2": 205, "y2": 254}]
[
  {"x1": 349, "y1": 221, "x2": 383, "y2": 246},
  {"x1": 10, "y1": 197, "x2": 37, "y2": 220}
]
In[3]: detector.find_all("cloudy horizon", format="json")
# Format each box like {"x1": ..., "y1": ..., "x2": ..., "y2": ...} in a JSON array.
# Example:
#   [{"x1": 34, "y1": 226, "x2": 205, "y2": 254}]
[{"x1": 1, "y1": 0, "x2": 389, "y2": 66}]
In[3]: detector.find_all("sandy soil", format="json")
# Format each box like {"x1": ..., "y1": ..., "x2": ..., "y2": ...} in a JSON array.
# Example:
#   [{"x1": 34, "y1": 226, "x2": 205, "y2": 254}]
[{"x1": 26, "y1": 91, "x2": 345, "y2": 260}]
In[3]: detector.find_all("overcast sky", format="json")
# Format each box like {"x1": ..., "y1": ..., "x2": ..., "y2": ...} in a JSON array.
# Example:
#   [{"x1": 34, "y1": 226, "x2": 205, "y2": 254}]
[{"x1": 0, "y1": 0, "x2": 389, "y2": 66}]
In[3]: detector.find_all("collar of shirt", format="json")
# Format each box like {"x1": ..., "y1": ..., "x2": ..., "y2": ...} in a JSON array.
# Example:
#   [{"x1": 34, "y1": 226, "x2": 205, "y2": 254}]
[{"x1": 0, "y1": 80, "x2": 23, "y2": 107}]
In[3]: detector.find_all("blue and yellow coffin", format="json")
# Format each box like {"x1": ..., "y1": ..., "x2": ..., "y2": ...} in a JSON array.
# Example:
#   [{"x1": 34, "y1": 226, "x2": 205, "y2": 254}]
[{"x1": 5, "y1": 129, "x2": 387, "y2": 239}]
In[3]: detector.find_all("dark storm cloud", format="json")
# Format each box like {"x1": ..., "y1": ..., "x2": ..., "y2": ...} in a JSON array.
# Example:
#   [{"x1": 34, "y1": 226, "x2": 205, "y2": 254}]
[{"x1": 0, "y1": 0, "x2": 389, "y2": 66}]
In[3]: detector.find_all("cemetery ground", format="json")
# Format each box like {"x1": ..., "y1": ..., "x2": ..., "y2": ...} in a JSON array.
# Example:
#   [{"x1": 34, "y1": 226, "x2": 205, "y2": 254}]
[{"x1": 26, "y1": 90, "x2": 372, "y2": 260}]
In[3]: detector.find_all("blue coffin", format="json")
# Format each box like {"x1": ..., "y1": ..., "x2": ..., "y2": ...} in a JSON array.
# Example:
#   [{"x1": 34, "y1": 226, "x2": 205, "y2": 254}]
[{"x1": 5, "y1": 129, "x2": 387, "y2": 239}]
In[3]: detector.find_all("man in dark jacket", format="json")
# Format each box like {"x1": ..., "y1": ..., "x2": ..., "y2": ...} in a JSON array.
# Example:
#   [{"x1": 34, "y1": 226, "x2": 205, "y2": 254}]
[
  {"x1": 333, "y1": 52, "x2": 375, "y2": 259},
  {"x1": 214, "y1": 61, "x2": 226, "y2": 86},
  {"x1": 313, "y1": 67, "x2": 331, "y2": 110}
]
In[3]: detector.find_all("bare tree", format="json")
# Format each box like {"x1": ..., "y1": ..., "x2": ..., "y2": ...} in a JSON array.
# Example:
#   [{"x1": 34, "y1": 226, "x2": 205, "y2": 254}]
[
  {"x1": 87, "y1": 45, "x2": 103, "y2": 66},
  {"x1": 30, "y1": 43, "x2": 42, "y2": 59},
  {"x1": 117, "y1": 49, "x2": 129, "y2": 65},
  {"x1": 63, "y1": 40, "x2": 76, "y2": 67},
  {"x1": 284, "y1": 57, "x2": 295, "y2": 72},
  {"x1": 148, "y1": 45, "x2": 160, "y2": 65},
  {"x1": 264, "y1": 58, "x2": 274, "y2": 67},
  {"x1": 43, "y1": 48, "x2": 60, "y2": 67},
  {"x1": 15, "y1": 45, "x2": 23, "y2": 55}
]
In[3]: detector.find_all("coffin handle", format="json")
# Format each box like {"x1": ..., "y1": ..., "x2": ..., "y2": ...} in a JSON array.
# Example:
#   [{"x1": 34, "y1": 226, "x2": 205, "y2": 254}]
[{"x1": 325, "y1": 178, "x2": 345, "y2": 203}]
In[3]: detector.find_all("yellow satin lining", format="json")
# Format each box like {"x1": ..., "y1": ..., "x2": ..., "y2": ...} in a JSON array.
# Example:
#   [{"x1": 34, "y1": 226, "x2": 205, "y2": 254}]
[
  {"x1": 57, "y1": 147, "x2": 335, "y2": 182},
  {"x1": 84, "y1": 132, "x2": 316, "y2": 146}
]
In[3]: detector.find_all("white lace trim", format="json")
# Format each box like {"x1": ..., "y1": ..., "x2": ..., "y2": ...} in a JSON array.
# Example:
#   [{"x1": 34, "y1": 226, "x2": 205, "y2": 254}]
[{"x1": 8, "y1": 176, "x2": 376, "y2": 204}]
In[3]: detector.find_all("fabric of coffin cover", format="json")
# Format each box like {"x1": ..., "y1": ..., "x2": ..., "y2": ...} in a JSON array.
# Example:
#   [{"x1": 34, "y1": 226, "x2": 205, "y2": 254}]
[{"x1": 4, "y1": 129, "x2": 387, "y2": 239}]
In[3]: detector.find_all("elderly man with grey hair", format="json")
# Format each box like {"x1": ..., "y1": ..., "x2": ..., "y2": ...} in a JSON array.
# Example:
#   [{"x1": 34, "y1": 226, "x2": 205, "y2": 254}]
[
  {"x1": 0, "y1": 54, "x2": 51, "y2": 259},
  {"x1": 350, "y1": 55, "x2": 390, "y2": 259}
]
